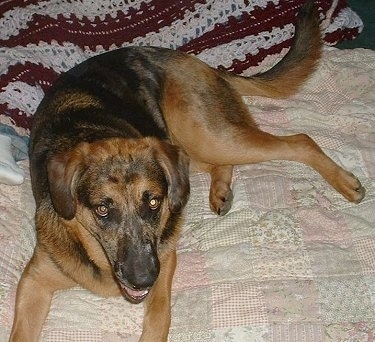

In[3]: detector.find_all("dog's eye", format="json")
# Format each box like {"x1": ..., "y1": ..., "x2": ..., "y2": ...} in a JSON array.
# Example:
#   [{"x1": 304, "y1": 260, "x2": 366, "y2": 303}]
[
  {"x1": 95, "y1": 205, "x2": 109, "y2": 217},
  {"x1": 149, "y1": 198, "x2": 160, "y2": 210}
]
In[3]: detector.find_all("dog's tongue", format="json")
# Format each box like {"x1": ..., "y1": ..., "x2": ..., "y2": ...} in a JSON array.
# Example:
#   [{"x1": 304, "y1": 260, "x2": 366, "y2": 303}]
[{"x1": 122, "y1": 285, "x2": 149, "y2": 302}]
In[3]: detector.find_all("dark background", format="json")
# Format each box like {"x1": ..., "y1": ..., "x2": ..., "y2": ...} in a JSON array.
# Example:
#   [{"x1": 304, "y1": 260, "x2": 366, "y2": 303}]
[{"x1": 337, "y1": 0, "x2": 375, "y2": 49}]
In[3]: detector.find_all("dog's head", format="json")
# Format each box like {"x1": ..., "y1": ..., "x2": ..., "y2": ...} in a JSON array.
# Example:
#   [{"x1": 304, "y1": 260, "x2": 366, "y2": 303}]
[{"x1": 46, "y1": 137, "x2": 190, "y2": 302}]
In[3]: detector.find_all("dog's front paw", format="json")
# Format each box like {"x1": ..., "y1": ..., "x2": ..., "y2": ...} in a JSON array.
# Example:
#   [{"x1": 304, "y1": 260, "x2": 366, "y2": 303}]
[{"x1": 209, "y1": 186, "x2": 234, "y2": 216}]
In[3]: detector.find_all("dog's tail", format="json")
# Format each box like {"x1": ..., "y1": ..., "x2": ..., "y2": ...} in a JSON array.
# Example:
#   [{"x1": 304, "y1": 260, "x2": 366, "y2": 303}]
[{"x1": 222, "y1": 0, "x2": 322, "y2": 98}]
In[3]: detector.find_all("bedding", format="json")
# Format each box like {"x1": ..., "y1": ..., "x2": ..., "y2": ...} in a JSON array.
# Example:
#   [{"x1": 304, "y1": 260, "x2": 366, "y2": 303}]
[
  {"x1": 1, "y1": 47, "x2": 375, "y2": 342},
  {"x1": 1, "y1": 1, "x2": 375, "y2": 342}
]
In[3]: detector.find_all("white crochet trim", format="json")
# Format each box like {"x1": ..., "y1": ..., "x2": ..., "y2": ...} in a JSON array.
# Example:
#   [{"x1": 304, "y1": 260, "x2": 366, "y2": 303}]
[
  {"x1": 0, "y1": 42, "x2": 90, "y2": 73},
  {"x1": 0, "y1": 82, "x2": 44, "y2": 116},
  {"x1": 0, "y1": 0, "x2": 153, "y2": 40},
  {"x1": 320, "y1": 0, "x2": 339, "y2": 31},
  {"x1": 196, "y1": 24, "x2": 295, "y2": 69},
  {"x1": 0, "y1": 18, "x2": 295, "y2": 76},
  {"x1": 0, "y1": 0, "x2": 280, "y2": 42},
  {"x1": 129, "y1": 0, "x2": 276, "y2": 50},
  {"x1": 2, "y1": 12, "x2": 296, "y2": 69},
  {"x1": 323, "y1": 8, "x2": 363, "y2": 35}
]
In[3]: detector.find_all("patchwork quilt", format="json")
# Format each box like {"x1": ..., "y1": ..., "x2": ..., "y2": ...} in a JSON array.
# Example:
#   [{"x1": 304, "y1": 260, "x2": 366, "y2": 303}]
[{"x1": 1, "y1": 47, "x2": 375, "y2": 341}]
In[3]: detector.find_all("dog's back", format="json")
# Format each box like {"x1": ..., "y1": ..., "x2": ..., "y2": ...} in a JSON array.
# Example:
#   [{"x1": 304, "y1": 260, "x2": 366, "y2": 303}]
[{"x1": 29, "y1": 0, "x2": 321, "y2": 205}]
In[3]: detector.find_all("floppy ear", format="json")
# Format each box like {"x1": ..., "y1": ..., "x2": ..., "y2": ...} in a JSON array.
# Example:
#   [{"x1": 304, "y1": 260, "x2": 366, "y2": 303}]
[
  {"x1": 156, "y1": 142, "x2": 190, "y2": 213},
  {"x1": 47, "y1": 147, "x2": 86, "y2": 220}
]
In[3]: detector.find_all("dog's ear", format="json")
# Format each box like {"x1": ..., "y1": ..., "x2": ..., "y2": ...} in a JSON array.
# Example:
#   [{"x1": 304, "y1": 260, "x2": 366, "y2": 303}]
[
  {"x1": 156, "y1": 142, "x2": 190, "y2": 213},
  {"x1": 47, "y1": 147, "x2": 86, "y2": 220}
]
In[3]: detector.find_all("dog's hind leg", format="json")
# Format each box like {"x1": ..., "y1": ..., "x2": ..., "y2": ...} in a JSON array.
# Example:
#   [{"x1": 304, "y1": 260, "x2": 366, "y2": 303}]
[
  {"x1": 194, "y1": 163, "x2": 234, "y2": 215},
  {"x1": 9, "y1": 247, "x2": 75, "y2": 342},
  {"x1": 261, "y1": 132, "x2": 366, "y2": 203},
  {"x1": 194, "y1": 128, "x2": 365, "y2": 207},
  {"x1": 209, "y1": 165, "x2": 234, "y2": 215}
]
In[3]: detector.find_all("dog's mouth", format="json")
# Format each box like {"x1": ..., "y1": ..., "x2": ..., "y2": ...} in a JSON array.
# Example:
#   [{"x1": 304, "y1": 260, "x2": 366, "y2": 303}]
[{"x1": 119, "y1": 282, "x2": 150, "y2": 303}]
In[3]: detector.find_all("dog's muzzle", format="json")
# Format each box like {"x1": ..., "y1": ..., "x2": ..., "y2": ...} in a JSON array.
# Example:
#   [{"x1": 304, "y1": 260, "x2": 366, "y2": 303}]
[{"x1": 115, "y1": 240, "x2": 160, "y2": 303}]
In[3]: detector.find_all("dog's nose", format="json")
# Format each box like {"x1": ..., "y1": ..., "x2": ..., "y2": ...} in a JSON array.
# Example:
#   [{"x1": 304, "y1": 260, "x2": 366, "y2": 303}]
[
  {"x1": 127, "y1": 266, "x2": 159, "y2": 290},
  {"x1": 115, "y1": 241, "x2": 160, "y2": 290},
  {"x1": 124, "y1": 258, "x2": 159, "y2": 290}
]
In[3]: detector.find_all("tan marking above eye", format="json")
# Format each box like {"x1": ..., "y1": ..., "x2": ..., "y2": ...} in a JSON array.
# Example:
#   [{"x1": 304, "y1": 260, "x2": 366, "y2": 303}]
[
  {"x1": 96, "y1": 205, "x2": 109, "y2": 217},
  {"x1": 149, "y1": 198, "x2": 160, "y2": 210}
]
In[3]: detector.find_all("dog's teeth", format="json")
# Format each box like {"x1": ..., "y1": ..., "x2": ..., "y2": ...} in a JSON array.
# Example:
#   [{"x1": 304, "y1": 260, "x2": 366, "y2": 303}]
[{"x1": 122, "y1": 285, "x2": 149, "y2": 301}]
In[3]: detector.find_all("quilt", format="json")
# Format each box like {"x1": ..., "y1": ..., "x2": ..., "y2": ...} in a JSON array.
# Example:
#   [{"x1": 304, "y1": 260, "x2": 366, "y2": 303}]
[{"x1": 1, "y1": 47, "x2": 375, "y2": 341}]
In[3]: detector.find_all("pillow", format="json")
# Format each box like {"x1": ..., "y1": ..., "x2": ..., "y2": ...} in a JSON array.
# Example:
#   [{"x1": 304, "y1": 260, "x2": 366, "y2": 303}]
[{"x1": 0, "y1": 0, "x2": 363, "y2": 131}]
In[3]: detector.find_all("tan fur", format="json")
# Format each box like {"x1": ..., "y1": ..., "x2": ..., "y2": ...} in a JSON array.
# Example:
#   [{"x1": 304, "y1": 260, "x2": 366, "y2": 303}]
[{"x1": 54, "y1": 90, "x2": 103, "y2": 113}]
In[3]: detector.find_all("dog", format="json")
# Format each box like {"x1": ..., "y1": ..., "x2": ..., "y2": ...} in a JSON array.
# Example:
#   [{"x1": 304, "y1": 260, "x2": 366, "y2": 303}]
[{"x1": 10, "y1": 1, "x2": 365, "y2": 341}]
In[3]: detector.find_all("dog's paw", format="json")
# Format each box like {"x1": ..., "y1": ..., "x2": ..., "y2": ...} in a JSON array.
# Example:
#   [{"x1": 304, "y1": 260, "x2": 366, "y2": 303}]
[
  {"x1": 335, "y1": 170, "x2": 365, "y2": 203},
  {"x1": 209, "y1": 187, "x2": 234, "y2": 216}
]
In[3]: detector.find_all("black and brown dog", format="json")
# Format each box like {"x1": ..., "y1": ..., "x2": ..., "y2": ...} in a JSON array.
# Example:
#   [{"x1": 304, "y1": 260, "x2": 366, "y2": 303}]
[{"x1": 10, "y1": 1, "x2": 365, "y2": 341}]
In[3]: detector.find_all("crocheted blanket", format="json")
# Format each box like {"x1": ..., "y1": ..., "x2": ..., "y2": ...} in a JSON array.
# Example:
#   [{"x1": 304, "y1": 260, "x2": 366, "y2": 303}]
[{"x1": 0, "y1": 0, "x2": 363, "y2": 130}]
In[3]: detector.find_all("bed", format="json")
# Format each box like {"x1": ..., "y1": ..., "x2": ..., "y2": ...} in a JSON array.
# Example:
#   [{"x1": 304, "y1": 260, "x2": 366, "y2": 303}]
[{"x1": 1, "y1": 1, "x2": 374, "y2": 341}]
